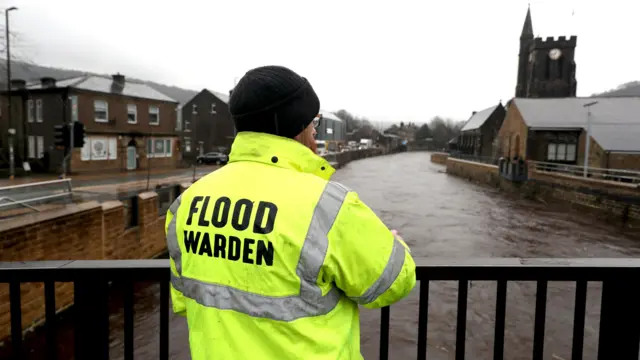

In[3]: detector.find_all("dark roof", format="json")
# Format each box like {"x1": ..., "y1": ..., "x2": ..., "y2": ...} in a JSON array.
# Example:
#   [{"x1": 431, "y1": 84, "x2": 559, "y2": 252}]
[
  {"x1": 2, "y1": 59, "x2": 229, "y2": 106},
  {"x1": 27, "y1": 75, "x2": 177, "y2": 103},
  {"x1": 178, "y1": 89, "x2": 230, "y2": 109},
  {"x1": 461, "y1": 104, "x2": 502, "y2": 132},
  {"x1": 320, "y1": 110, "x2": 342, "y2": 123},
  {"x1": 382, "y1": 133, "x2": 402, "y2": 139},
  {"x1": 514, "y1": 97, "x2": 640, "y2": 152}
]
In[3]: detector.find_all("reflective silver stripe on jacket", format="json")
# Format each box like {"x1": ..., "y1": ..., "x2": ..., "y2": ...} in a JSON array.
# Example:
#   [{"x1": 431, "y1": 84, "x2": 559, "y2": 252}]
[
  {"x1": 351, "y1": 238, "x2": 406, "y2": 305},
  {"x1": 166, "y1": 181, "x2": 349, "y2": 322},
  {"x1": 166, "y1": 195, "x2": 182, "y2": 274}
]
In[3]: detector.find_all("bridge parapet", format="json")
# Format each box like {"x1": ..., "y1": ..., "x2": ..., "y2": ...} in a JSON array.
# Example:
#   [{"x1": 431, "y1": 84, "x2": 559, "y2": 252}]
[
  {"x1": 0, "y1": 183, "x2": 185, "y2": 342},
  {"x1": 1, "y1": 258, "x2": 639, "y2": 359}
]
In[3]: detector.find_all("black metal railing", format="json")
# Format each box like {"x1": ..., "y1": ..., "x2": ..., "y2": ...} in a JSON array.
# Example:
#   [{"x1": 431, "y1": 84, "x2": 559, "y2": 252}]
[{"x1": 1, "y1": 258, "x2": 640, "y2": 360}]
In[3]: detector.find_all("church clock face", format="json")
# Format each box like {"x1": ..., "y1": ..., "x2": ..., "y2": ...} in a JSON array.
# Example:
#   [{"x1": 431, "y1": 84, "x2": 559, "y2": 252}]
[{"x1": 549, "y1": 48, "x2": 562, "y2": 60}]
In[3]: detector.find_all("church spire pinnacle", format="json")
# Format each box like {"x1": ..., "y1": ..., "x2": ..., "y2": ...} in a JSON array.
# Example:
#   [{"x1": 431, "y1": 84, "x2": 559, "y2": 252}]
[{"x1": 521, "y1": 5, "x2": 534, "y2": 39}]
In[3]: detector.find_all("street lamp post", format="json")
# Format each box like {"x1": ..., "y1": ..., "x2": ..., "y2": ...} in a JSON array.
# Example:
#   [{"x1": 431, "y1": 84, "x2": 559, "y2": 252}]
[
  {"x1": 583, "y1": 101, "x2": 598, "y2": 178},
  {"x1": 191, "y1": 106, "x2": 199, "y2": 182},
  {"x1": 5, "y1": 6, "x2": 18, "y2": 180}
]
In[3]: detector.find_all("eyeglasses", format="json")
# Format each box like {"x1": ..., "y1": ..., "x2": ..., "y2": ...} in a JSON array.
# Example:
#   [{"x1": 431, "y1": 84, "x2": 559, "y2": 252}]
[{"x1": 312, "y1": 114, "x2": 322, "y2": 128}]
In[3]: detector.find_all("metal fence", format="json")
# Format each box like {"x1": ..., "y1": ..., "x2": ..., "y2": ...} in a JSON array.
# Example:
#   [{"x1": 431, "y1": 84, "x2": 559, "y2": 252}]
[
  {"x1": 0, "y1": 179, "x2": 73, "y2": 213},
  {"x1": 529, "y1": 161, "x2": 640, "y2": 184},
  {"x1": 1, "y1": 258, "x2": 639, "y2": 360}
]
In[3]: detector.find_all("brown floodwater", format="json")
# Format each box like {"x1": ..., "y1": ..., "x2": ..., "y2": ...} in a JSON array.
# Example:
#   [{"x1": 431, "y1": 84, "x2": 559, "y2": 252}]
[{"x1": 3, "y1": 152, "x2": 638, "y2": 360}]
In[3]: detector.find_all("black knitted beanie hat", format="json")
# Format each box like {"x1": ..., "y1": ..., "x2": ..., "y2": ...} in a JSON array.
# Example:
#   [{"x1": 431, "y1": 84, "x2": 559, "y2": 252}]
[{"x1": 229, "y1": 65, "x2": 320, "y2": 139}]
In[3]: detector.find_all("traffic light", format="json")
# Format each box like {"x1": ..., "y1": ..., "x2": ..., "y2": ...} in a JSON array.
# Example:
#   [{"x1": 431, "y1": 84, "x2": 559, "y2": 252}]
[
  {"x1": 72, "y1": 122, "x2": 85, "y2": 148},
  {"x1": 53, "y1": 124, "x2": 70, "y2": 148}
]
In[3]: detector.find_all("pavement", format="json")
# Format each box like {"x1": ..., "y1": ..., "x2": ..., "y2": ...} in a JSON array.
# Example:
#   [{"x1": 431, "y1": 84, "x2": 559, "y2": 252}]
[
  {"x1": 0, "y1": 165, "x2": 221, "y2": 206},
  {"x1": 0, "y1": 165, "x2": 219, "y2": 189}
]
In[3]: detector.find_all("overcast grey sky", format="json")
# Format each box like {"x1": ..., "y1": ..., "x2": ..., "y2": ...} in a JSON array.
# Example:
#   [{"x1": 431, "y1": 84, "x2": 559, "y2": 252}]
[{"x1": 3, "y1": 0, "x2": 639, "y2": 125}]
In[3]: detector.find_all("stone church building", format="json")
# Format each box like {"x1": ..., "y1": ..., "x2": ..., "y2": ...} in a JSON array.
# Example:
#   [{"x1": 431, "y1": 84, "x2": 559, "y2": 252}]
[
  {"x1": 514, "y1": 6, "x2": 578, "y2": 99},
  {"x1": 497, "y1": 7, "x2": 640, "y2": 172}
]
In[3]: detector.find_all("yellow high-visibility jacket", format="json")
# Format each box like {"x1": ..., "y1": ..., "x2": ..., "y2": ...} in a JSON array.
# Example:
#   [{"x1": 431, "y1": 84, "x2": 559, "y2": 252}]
[{"x1": 166, "y1": 131, "x2": 416, "y2": 360}]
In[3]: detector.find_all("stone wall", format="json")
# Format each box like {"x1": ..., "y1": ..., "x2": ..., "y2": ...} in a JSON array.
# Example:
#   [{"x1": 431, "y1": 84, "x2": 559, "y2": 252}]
[
  {"x1": 430, "y1": 152, "x2": 448, "y2": 165},
  {"x1": 323, "y1": 148, "x2": 384, "y2": 169},
  {"x1": 442, "y1": 157, "x2": 640, "y2": 227},
  {"x1": 527, "y1": 169, "x2": 640, "y2": 224},
  {"x1": 0, "y1": 186, "x2": 181, "y2": 341},
  {"x1": 445, "y1": 158, "x2": 501, "y2": 187}
]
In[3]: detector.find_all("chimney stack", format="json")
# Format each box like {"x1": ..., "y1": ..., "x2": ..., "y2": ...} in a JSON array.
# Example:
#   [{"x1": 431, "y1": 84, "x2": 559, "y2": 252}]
[
  {"x1": 111, "y1": 73, "x2": 125, "y2": 94},
  {"x1": 472, "y1": 111, "x2": 477, "y2": 116},
  {"x1": 10, "y1": 79, "x2": 26, "y2": 90},
  {"x1": 112, "y1": 73, "x2": 125, "y2": 86},
  {"x1": 40, "y1": 77, "x2": 57, "y2": 89}
]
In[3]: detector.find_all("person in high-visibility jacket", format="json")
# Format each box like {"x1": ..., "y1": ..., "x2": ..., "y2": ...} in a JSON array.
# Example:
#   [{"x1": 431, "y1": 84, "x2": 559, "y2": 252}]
[{"x1": 166, "y1": 65, "x2": 416, "y2": 360}]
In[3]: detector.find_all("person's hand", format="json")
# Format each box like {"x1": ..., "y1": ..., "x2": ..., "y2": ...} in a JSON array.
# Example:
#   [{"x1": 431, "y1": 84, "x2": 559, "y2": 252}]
[{"x1": 391, "y1": 229, "x2": 411, "y2": 253}]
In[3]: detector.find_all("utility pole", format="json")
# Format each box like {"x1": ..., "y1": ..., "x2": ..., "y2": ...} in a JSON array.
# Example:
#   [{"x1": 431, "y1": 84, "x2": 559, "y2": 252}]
[
  {"x1": 191, "y1": 106, "x2": 199, "y2": 182},
  {"x1": 583, "y1": 101, "x2": 598, "y2": 178},
  {"x1": 146, "y1": 126, "x2": 154, "y2": 191},
  {"x1": 61, "y1": 94, "x2": 75, "y2": 179},
  {"x1": 5, "y1": 6, "x2": 18, "y2": 180}
]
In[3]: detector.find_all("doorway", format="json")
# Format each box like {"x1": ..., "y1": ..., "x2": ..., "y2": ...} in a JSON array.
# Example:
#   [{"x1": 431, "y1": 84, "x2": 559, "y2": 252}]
[{"x1": 126, "y1": 139, "x2": 137, "y2": 171}]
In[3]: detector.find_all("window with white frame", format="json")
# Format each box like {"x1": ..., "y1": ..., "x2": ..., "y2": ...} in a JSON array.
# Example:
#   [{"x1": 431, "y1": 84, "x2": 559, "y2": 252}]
[
  {"x1": 211, "y1": 103, "x2": 216, "y2": 114},
  {"x1": 127, "y1": 104, "x2": 137, "y2": 124},
  {"x1": 28, "y1": 136, "x2": 35, "y2": 158},
  {"x1": 27, "y1": 99, "x2": 34, "y2": 123},
  {"x1": 147, "y1": 137, "x2": 173, "y2": 157},
  {"x1": 149, "y1": 105, "x2": 160, "y2": 125},
  {"x1": 566, "y1": 144, "x2": 577, "y2": 161},
  {"x1": 35, "y1": 99, "x2": 43, "y2": 123},
  {"x1": 184, "y1": 137, "x2": 192, "y2": 152},
  {"x1": 80, "y1": 136, "x2": 118, "y2": 161},
  {"x1": 547, "y1": 142, "x2": 577, "y2": 162},
  {"x1": 547, "y1": 144, "x2": 557, "y2": 160},
  {"x1": 27, "y1": 136, "x2": 45, "y2": 159},
  {"x1": 94, "y1": 100, "x2": 108, "y2": 123},
  {"x1": 36, "y1": 136, "x2": 44, "y2": 158}
]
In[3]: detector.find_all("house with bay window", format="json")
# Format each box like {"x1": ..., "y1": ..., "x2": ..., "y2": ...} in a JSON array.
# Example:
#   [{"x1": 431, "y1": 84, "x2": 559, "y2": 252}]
[
  {"x1": 497, "y1": 97, "x2": 640, "y2": 171},
  {"x1": 17, "y1": 73, "x2": 180, "y2": 174}
]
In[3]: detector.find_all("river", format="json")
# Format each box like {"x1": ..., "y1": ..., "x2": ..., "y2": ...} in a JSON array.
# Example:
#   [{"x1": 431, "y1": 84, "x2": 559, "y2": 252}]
[{"x1": 5, "y1": 152, "x2": 639, "y2": 360}]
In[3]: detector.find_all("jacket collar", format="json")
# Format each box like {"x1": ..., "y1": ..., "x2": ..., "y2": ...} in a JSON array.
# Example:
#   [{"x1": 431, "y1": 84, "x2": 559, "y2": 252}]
[{"x1": 228, "y1": 132, "x2": 335, "y2": 180}]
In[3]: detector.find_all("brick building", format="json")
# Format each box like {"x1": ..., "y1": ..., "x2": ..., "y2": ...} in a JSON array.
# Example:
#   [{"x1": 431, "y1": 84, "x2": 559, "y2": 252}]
[
  {"x1": 1, "y1": 74, "x2": 180, "y2": 174},
  {"x1": 177, "y1": 89, "x2": 234, "y2": 163},
  {"x1": 457, "y1": 102, "x2": 506, "y2": 158},
  {"x1": 497, "y1": 97, "x2": 640, "y2": 171}
]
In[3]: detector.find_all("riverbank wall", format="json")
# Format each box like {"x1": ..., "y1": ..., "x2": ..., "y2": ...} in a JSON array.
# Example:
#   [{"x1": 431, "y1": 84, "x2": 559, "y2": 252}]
[
  {"x1": 430, "y1": 152, "x2": 449, "y2": 166},
  {"x1": 431, "y1": 153, "x2": 640, "y2": 228}
]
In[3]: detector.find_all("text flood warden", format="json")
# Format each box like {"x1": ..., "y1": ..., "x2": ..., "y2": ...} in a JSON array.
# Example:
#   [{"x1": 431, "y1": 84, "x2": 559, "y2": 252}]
[{"x1": 184, "y1": 195, "x2": 278, "y2": 266}]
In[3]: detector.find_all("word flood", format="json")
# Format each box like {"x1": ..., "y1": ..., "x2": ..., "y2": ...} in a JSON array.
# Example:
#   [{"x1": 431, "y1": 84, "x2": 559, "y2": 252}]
[{"x1": 186, "y1": 196, "x2": 279, "y2": 235}]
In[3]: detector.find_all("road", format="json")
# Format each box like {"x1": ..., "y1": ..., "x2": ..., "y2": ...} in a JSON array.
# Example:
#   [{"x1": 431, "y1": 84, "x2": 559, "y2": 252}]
[
  {"x1": 6, "y1": 152, "x2": 639, "y2": 360},
  {"x1": 70, "y1": 166, "x2": 218, "y2": 202}
]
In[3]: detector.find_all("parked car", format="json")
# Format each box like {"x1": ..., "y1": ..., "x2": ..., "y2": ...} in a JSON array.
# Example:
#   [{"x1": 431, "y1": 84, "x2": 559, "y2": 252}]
[{"x1": 196, "y1": 152, "x2": 228, "y2": 165}]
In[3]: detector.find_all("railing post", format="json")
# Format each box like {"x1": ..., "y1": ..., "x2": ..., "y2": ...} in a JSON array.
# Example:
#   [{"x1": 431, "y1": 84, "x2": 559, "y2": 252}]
[
  {"x1": 74, "y1": 277, "x2": 110, "y2": 360},
  {"x1": 597, "y1": 280, "x2": 640, "y2": 359}
]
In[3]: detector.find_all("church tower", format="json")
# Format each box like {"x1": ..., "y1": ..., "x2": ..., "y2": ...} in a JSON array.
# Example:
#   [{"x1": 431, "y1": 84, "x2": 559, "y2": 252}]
[{"x1": 515, "y1": 6, "x2": 578, "y2": 98}]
